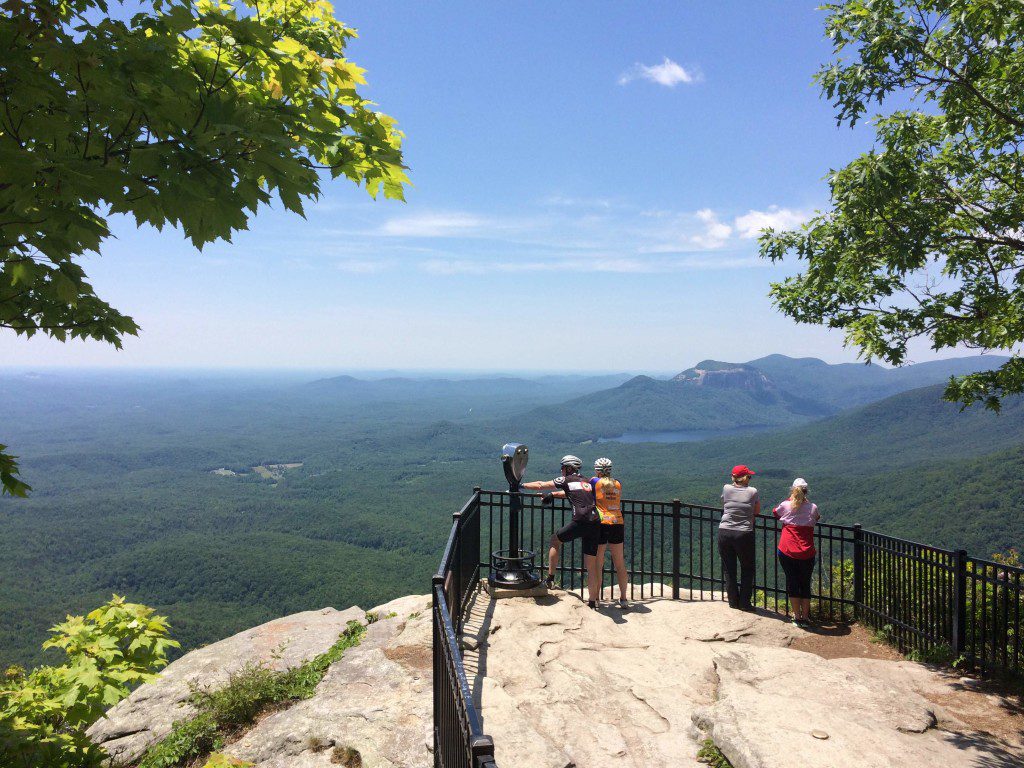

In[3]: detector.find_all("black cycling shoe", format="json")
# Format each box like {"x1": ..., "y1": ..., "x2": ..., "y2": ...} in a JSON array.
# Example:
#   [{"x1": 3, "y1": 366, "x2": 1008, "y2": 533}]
[
  {"x1": 544, "y1": 574, "x2": 556, "y2": 590},
  {"x1": 587, "y1": 600, "x2": 598, "y2": 610}
]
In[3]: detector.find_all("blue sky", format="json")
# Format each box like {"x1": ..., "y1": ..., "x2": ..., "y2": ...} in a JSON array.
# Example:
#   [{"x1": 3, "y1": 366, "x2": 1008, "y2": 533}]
[{"x1": 1, "y1": 2, "x2": 971, "y2": 372}]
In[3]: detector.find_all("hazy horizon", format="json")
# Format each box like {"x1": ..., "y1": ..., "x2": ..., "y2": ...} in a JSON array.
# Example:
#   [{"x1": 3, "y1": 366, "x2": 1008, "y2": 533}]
[{"x1": 0, "y1": 349, "x2": 1009, "y2": 380}]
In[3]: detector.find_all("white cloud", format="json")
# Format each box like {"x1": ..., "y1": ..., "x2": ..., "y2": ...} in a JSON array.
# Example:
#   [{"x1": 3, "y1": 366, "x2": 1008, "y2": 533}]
[
  {"x1": 421, "y1": 259, "x2": 551, "y2": 275},
  {"x1": 540, "y1": 194, "x2": 615, "y2": 209},
  {"x1": 379, "y1": 212, "x2": 487, "y2": 238},
  {"x1": 689, "y1": 208, "x2": 733, "y2": 250},
  {"x1": 419, "y1": 253, "x2": 767, "y2": 275},
  {"x1": 619, "y1": 57, "x2": 700, "y2": 87},
  {"x1": 733, "y1": 206, "x2": 809, "y2": 238},
  {"x1": 337, "y1": 259, "x2": 393, "y2": 274},
  {"x1": 346, "y1": 201, "x2": 811, "y2": 276}
]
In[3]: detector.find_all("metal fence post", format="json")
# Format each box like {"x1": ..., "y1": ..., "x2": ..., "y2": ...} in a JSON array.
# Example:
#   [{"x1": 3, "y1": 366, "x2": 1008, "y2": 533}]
[
  {"x1": 471, "y1": 734, "x2": 496, "y2": 768},
  {"x1": 672, "y1": 499, "x2": 681, "y2": 600},
  {"x1": 852, "y1": 524, "x2": 863, "y2": 620},
  {"x1": 952, "y1": 549, "x2": 968, "y2": 657},
  {"x1": 451, "y1": 509, "x2": 463, "y2": 636}
]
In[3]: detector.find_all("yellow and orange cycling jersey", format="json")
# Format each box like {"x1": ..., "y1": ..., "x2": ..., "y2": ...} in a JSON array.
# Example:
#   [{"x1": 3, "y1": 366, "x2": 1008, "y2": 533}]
[{"x1": 593, "y1": 477, "x2": 623, "y2": 525}]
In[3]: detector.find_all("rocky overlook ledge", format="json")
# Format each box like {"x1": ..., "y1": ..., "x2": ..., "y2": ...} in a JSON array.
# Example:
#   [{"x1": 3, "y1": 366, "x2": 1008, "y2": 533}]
[{"x1": 90, "y1": 590, "x2": 1023, "y2": 768}]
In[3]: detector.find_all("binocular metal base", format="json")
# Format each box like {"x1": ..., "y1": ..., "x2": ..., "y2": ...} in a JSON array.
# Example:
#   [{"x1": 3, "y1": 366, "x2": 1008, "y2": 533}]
[{"x1": 487, "y1": 549, "x2": 542, "y2": 593}]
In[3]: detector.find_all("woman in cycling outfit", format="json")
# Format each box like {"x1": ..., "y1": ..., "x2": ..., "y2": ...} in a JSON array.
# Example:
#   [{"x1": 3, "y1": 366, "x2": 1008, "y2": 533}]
[
  {"x1": 521, "y1": 455, "x2": 601, "y2": 608},
  {"x1": 591, "y1": 458, "x2": 629, "y2": 609}
]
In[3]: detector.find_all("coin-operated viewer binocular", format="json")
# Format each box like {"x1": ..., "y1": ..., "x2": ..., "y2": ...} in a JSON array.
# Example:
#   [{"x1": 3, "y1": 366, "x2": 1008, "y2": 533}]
[{"x1": 488, "y1": 442, "x2": 542, "y2": 591}]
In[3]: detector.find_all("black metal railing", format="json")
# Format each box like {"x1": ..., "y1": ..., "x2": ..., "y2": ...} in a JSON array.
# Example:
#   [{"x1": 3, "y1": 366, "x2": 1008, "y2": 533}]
[
  {"x1": 432, "y1": 489, "x2": 497, "y2": 768},
  {"x1": 478, "y1": 490, "x2": 857, "y2": 619},
  {"x1": 433, "y1": 489, "x2": 1024, "y2": 765}
]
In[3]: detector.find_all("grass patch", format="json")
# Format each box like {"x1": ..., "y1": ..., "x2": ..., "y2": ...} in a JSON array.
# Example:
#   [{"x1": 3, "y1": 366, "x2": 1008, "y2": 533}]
[
  {"x1": 137, "y1": 620, "x2": 365, "y2": 768},
  {"x1": 906, "y1": 642, "x2": 955, "y2": 666},
  {"x1": 331, "y1": 745, "x2": 362, "y2": 766},
  {"x1": 696, "y1": 737, "x2": 733, "y2": 767}
]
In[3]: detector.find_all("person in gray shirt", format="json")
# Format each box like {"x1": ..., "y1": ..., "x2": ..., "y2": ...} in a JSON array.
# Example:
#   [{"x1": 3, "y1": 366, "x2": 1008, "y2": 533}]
[{"x1": 719, "y1": 464, "x2": 760, "y2": 611}]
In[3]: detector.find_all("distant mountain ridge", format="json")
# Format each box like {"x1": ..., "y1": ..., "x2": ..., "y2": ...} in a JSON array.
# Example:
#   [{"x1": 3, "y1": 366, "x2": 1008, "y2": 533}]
[
  {"x1": 503, "y1": 354, "x2": 1010, "y2": 440},
  {"x1": 745, "y1": 354, "x2": 1009, "y2": 409}
]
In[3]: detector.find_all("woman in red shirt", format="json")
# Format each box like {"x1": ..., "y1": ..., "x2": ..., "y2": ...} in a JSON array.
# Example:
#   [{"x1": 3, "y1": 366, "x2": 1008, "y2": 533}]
[{"x1": 773, "y1": 478, "x2": 820, "y2": 628}]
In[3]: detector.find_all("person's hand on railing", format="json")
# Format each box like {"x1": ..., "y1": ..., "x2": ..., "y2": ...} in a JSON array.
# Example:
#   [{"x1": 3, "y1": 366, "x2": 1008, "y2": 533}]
[{"x1": 541, "y1": 492, "x2": 554, "y2": 506}]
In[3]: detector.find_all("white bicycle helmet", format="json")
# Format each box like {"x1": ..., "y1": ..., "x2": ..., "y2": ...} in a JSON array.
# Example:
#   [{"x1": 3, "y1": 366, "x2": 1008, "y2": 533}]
[
  {"x1": 594, "y1": 457, "x2": 613, "y2": 474},
  {"x1": 559, "y1": 455, "x2": 583, "y2": 471}
]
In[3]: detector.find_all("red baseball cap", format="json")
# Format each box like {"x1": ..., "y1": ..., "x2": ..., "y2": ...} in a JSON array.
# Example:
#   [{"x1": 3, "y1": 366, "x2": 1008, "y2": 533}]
[{"x1": 731, "y1": 464, "x2": 755, "y2": 477}]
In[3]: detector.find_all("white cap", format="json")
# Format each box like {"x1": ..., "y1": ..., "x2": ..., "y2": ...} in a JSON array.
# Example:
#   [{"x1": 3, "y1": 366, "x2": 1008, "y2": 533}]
[{"x1": 792, "y1": 477, "x2": 809, "y2": 490}]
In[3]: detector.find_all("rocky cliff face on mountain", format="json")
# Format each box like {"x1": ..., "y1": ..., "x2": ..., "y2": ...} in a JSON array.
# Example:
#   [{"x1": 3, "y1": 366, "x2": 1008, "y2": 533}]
[
  {"x1": 673, "y1": 362, "x2": 777, "y2": 394},
  {"x1": 89, "y1": 589, "x2": 1024, "y2": 768}
]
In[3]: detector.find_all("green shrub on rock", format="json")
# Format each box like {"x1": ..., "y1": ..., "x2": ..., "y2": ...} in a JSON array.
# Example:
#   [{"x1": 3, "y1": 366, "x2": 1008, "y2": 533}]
[{"x1": 0, "y1": 595, "x2": 178, "y2": 768}]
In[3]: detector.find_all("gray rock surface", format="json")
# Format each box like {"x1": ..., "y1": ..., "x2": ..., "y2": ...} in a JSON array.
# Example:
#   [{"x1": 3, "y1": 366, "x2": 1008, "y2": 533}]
[
  {"x1": 88, "y1": 606, "x2": 364, "y2": 764},
  {"x1": 225, "y1": 594, "x2": 432, "y2": 768},
  {"x1": 464, "y1": 587, "x2": 1024, "y2": 768},
  {"x1": 693, "y1": 645, "x2": 982, "y2": 768},
  {"x1": 89, "y1": 587, "x2": 1023, "y2": 768}
]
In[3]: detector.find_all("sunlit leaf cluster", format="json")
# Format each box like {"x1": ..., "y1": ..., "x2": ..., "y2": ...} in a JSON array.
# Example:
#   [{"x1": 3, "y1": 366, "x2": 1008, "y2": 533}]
[{"x1": 0, "y1": 595, "x2": 180, "y2": 767}]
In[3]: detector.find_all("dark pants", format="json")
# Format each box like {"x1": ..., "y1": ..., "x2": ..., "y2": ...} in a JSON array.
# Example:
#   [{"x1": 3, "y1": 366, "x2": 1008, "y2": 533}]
[
  {"x1": 778, "y1": 550, "x2": 815, "y2": 598},
  {"x1": 718, "y1": 529, "x2": 755, "y2": 609}
]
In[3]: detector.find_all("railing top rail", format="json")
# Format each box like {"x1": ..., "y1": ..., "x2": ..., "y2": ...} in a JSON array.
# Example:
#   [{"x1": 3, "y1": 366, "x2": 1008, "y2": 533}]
[
  {"x1": 436, "y1": 490, "x2": 480, "y2": 580},
  {"x1": 966, "y1": 555, "x2": 1024, "y2": 576},
  {"x1": 860, "y1": 528, "x2": 958, "y2": 557},
  {"x1": 435, "y1": 519, "x2": 462, "y2": 580},
  {"x1": 454, "y1": 489, "x2": 481, "y2": 520},
  {"x1": 477, "y1": 489, "x2": 722, "y2": 514}
]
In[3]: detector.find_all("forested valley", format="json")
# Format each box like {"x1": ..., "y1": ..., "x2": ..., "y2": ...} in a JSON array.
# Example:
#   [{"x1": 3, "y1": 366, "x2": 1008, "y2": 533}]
[{"x1": 2, "y1": 357, "x2": 1021, "y2": 668}]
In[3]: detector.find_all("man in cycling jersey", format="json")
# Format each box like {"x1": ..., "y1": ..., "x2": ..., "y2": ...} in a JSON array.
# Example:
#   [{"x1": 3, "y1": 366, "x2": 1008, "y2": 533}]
[{"x1": 521, "y1": 454, "x2": 601, "y2": 608}]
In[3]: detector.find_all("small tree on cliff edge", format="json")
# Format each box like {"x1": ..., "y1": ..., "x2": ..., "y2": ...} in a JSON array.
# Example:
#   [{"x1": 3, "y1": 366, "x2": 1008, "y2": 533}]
[
  {"x1": 0, "y1": 0, "x2": 408, "y2": 496},
  {"x1": 760, "y1": 1, "x2": 1024, "y2": 410}
]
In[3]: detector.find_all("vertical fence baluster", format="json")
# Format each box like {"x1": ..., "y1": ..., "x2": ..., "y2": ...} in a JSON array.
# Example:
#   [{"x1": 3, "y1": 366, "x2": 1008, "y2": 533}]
[
  {"x1": 853, "y1": 525, "x2": 863, "y2": 622},
  {"x1": 672, "y1": 500, "x2": 681, "y2": 600},
  {"x1": 660, "y1": 508, "x2": 666, "y2": 598},
  {"x1": 953, "y1": 549, "x2": 967, "y2": 663},
  {"x1": 1014, "y1": 570, "x2": 1021, "y2": 674},
  {"x1": 981, "y1": 561, "x2": 989, "y2": 672}
]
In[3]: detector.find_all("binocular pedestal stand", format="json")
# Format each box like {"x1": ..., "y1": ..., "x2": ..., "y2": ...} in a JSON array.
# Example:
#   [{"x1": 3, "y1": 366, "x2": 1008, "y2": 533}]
[
  {"x1": 486, "y1": 548, "x2": 544, "y2": 598},
  {"x1": 486, "y1": 443, "x2": 545, "y2": 598}
]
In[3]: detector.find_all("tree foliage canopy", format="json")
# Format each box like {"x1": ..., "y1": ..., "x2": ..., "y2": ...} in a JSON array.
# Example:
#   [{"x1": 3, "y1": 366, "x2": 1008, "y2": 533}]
[
  {"x1": 0, "y1": 0, "x2": 407, "y2": 495},
  {"x1": 761, "y1": 0, "x2": 1024, "y2": 409}
]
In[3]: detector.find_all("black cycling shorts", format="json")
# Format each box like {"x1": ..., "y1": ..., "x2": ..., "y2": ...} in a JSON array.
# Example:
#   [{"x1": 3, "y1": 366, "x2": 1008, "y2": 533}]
[
  {"x1": 599, "y1": 523, "x2": 625, "y2": 545},
  {"x1": 555, "y1": 518, "x2": 599, "y2": 557}
]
